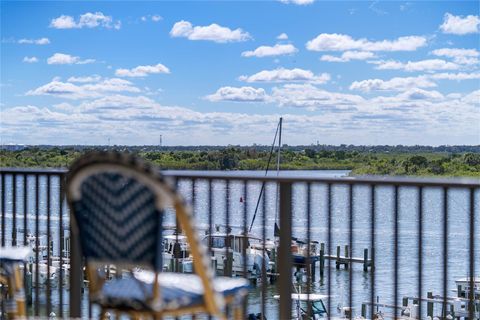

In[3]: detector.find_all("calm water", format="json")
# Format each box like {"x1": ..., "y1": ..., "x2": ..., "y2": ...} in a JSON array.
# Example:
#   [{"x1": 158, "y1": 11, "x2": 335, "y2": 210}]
[{"x1": 1, "y1": 170, "x2": 479, "y2": 319}]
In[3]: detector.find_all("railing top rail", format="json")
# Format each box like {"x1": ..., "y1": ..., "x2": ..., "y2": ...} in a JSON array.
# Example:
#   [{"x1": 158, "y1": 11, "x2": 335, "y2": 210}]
[
  {"x1": 1, "y1": 167, "x2": 479, "y2": 188},
  {"x1": 165, "y1": 172, "x2": 480, "y2": 188},
  {"x1": 0, "y1": 167, "x2": 68, "y2": 174}
]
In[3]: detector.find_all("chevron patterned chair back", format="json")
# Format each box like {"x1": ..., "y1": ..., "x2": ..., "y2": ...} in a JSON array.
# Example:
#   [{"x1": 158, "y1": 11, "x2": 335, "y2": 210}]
[{"x1": 66, "y1": 152, "x2": 251, "y2": 319}]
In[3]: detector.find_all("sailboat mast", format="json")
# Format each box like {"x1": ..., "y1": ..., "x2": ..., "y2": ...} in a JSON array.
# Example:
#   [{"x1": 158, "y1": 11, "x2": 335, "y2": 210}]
[
  {"x1": 274, "y1": 118, "x2": 283, "y2": 236},
  {"x1": 248, "y1": 118, "x2": 282, "y2": 233},
  {"x1": 276, "y1": 117, "x2": 283, "y2": 174}
]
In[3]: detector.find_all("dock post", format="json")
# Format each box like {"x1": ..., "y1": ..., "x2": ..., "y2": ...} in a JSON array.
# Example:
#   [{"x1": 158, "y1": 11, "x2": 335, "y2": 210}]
[
  {"x1": 311, "y1": 260, "x2": 316, "y2": 282},
  {"x1": 226, "y1": 252, "x2": 233, "y2": 277},
  {"x1": 270, "y1": 248, "x2": 277, "y2": 284},
  {"x1": 223, "y1": 256, "x2": 228, "y2": 276},
  {"x1": 319, "y1": 243, "x2": 325, "y2": 278},
  {"x1": 457, "y1": 284, "x2": 462, "y2": 297},
  {"x1": 336, "y1": 246, "x2": 341, "y2": 269},
  {"x1": 361, "y1": 303, "x2": 367, "y2": 318},
  {"x1": 402, "y1": 297, "x2": 408, "y2": 307},
  {"x1": 427, "y1": 292, "x2": 433, "y2": 318},
  {"x1": 25, "y1": 264, "x2": 32, "y2": 305},
  {"x1": 345, "y1": 245, "x2": 349, "y2": 270},
  {"x1": 363, "y1": 248, "x2": 368, "y2": 272},
  {"x1": 371, "y1": 247, "x2": 375, "y2": 271},
  {"x1": 169, "y1": 259, "x2": 174, "y2": 272}
]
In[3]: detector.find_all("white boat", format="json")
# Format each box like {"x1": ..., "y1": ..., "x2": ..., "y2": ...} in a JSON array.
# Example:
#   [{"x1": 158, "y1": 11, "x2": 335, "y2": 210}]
[
  {"x1": 26, "y1": 234, "x2": 49, "y2": 260},
  {"x1": 203, "y1": 231, "x2": 270, "y2": 278},
  {"x1": 162, "y1": 233, "x2": 193, "y2": 273},
  {"x1": 455, "y1": 277, "x2": 480, "y2": 298},
  {"x1": 30, "y1": 263, "x2": 58, "y2": 286},
  {"x1": 291, "y1": 239, "x2": 321, "y2": 265},
  {"x1": 273, "y1": 293, "x2": 361, "y2": 319}
]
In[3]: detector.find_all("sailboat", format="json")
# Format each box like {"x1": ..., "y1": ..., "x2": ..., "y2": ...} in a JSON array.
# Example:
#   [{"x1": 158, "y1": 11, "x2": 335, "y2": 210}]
[{"x1": 249, "y1": 117, "x2": 320, "y2": 266}]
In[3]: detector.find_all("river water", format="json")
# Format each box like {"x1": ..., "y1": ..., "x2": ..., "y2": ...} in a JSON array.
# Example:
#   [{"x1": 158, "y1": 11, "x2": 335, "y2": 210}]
[{"x1": 1, "y1": 170, "x2": 479, "y2": 319}]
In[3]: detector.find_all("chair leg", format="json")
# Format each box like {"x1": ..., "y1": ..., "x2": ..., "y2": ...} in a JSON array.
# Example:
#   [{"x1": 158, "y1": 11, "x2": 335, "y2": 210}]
[
  {"x1": 13, "y1": 266, "x2": 27, "y2": 317},
  {"x1": 233, "y1": 304, "x2": 244, "y2": 320},
  {"x1": 100, "y1": 307, "x2": 109, "y2": 320},
  {"x1": 4, "y1": 264, "x2": 26, "y2": 318}
]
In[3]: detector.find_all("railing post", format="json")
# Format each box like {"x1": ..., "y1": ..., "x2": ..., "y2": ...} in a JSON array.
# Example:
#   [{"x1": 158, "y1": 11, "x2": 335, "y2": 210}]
[
  {"x1": 70, "y1": 222, "x2": 82, "y2": 318},
  {"x1": 278, "y1": 181, "x2": 292, "y2": 320}
]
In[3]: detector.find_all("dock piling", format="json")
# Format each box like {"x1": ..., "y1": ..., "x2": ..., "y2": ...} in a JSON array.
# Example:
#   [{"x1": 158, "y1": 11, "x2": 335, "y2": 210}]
[
  {"x1": 319, "y1": 243, "x2": 325, "y2": 278},
  {"x1": 25, "y1": 264, "x2": 32, "y2": 305},
  {"x1": 344, "y1": 245, "x2": 349, "y2": 270},
  {"x1": 363, "y1": 248, "x2": 369, "y2": 272},
  {"x1": 336, "y1": 246, "x2": 341, "y2": 269},
  {"x1": 427, "y1": 292, "x2": 433, "y2": 317}
]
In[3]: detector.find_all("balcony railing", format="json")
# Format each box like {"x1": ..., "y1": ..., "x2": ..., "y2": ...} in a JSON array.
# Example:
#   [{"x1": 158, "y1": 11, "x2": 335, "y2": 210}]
[{"x1": 1, "y1": 167, "x2": 479, "y2": 319}]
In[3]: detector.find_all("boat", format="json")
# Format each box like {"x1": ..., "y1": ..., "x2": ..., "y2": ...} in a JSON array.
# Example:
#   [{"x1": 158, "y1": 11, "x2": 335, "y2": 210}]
[
  {"x1": 29, "y1": 263, "x2": 58, "y2": 286},
  {"x1": 291, "y1": 238, "x2": 321, "y2": 266},
  {"x1": 273, "y1": 292, "x2": 360, "y2": 319},
  {"x1": 203, "y1": 228, "x2": 271, "y2": 278},
  {"x1": 251, "y1": 118, "x2": 321, "y2": 266},
  {"x1": 455, "y1": 277, "x2": 480, "y2": 298},
  {"x1": 162, "y1": 232, "x2": 194, "y2": 273}
]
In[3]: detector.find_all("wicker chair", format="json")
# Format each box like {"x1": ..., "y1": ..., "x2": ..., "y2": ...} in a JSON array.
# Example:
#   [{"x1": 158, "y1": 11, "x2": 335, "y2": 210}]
[
  {"x1": 67, "y1": 152, "x2": 248, "y2": 319},
  {"x1": 0, "y1": 246, "x2": 30, "y2": 318}
]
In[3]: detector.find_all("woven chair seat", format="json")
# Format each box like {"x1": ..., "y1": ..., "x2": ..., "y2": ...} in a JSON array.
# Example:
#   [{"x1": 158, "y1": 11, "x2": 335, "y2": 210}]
[{"x1": 94, "y1": 272, "x2": 249, "y2": 312}]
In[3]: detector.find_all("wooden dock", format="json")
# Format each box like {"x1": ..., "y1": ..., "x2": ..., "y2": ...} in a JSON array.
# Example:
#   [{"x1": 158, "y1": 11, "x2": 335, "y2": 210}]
[
  {"x1": 291, "y1": 243, "x2": 375, "y2": 282},
  {"x1": 322, "y1": 244, "x2": 374, "y2": 273}
]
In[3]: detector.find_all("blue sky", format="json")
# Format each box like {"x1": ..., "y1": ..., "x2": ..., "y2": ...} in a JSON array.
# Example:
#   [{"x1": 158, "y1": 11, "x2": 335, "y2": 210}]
[{"x1": 1, "y1": 1, "x2": 479, "y2": 146}]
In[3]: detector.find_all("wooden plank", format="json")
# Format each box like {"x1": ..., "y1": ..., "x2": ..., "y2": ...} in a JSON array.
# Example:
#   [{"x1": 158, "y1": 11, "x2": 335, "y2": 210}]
[{"x1": 324, "y1": 255, "x2": 372, "y2": 264}]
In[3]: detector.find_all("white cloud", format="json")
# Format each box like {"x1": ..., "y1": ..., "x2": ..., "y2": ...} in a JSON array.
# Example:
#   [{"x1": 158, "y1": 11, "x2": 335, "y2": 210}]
[
  {"x1": 430, "y1": 72, "x2": 480, "y2": 81},
  {"x1": 4, "y1": 87, "x2": 479, "y2": 145},
  {"x1": 372, "y1": 59, "x2": 460, "y2": 72},
  {"x1": 350, "y1": 76, "x2": 436, "y2": 92},
  {"x1": 50, "y1": 12, "x2": 121, "y2": 29},
  {"x1": 205, "y1": 86, "x2": 267, "y2": 102},
  {"x1": 397, "y1": 88, "x2": 444, "y2": 101},
  {"x1": 431, "y1": 48, "x2": 479, "y2": 65},
  {"x1": 306, "y1": 33, "x2": 427, "y2": 52},
  {"x1": 320, "y1": 50, "x2": 377, "y2": 62},
  {"x1": 241, "y1": 44, "x2": 298, "y2": 58},
  {"x1": 26, "y1": 78, "x2": 140, "y2": 99},
  {"x1": 18, "y1": 37, "x2": 50, "y2": 45},
  {"x1": 23, "y1": 56, "x2": 39, "y2": 63},
  {"x1": 50, "y1": 15, "x2": 77, "y2": 29},
  {"x1": 462, "y1": 89, "x2": 480, "y2": 105},
  {"x1": 115, "y1": 63, "x2": 170, "y2": 77},
  {"x1": 141, "y1": 15, "x2": 162, "y2": 22},
  {"x1": 277, "y1": 33, "x2": 288, "y2": 40},
  {"x1": 271, "y1": 84, "x2": 365, "y2": 110},
  {"x1": 279, "y1": 0, "x2": 315, "y2": 5},
  {"x1": 439, "y1": 13, "x2": 480, "y2": 35},
  {"x1": 170, "y1": 20, "x2": 251, "y2": 43},
  {"x1": 67, "y1": 75, "x2": 102, "y2": 83},
  {"x1": 239, "y1": 68, "x2": 330, "y2": 84},
  {"x1": 47, "y1": 53, "x2": 95, "y2": 65}
]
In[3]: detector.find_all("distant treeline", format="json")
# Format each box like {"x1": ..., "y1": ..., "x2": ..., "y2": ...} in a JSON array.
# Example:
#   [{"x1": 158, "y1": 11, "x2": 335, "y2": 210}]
[
  {"x1": 2, "y1": 144, "x2": 480, "y2": 153},
  {"x1": 1, "y1": 146, "x2": 479, "y2": 177}
]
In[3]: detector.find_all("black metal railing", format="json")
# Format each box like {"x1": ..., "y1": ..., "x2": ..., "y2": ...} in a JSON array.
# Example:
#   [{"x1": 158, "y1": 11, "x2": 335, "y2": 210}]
[{"x1": 1, "y1": 167, "x2": 479, "y2": 319}]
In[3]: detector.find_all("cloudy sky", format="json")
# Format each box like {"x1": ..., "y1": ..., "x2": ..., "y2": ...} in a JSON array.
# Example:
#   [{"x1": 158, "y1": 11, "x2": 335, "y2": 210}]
[{"x1": 1, "y1": 1, "x2": 479, "y2": 146}]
